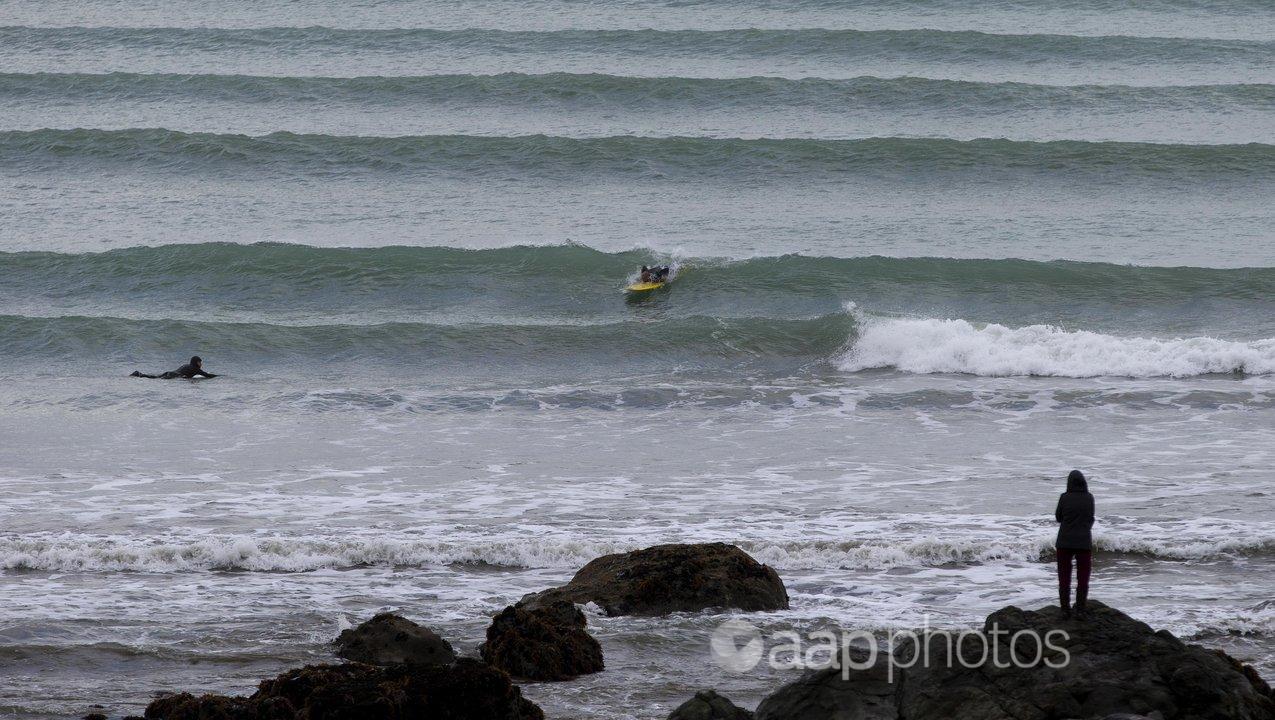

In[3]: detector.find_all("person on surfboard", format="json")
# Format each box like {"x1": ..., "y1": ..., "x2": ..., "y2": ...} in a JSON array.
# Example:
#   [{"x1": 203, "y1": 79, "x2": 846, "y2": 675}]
[
  {"x1": 130, "y1": 355, "x2": 218, "y2": 380},
  {"x1": 639, "y1": 265, "x2": 671, "y2": 283}
]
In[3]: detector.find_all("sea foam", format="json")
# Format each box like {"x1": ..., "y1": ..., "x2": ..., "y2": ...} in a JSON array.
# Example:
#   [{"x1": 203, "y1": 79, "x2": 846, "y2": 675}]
[
  {"x1": 4, "y1": 530, "x2": 1273, "y2": 573},
  {"x1": 841, "y1": 311, "x2": 1275, "y2": 378}
]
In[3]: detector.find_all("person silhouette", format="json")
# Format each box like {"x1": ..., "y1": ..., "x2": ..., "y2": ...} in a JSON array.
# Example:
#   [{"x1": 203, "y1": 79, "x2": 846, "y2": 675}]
[{"x1": 1055, "y1": 469, "x2": 1095, "y2": 619}]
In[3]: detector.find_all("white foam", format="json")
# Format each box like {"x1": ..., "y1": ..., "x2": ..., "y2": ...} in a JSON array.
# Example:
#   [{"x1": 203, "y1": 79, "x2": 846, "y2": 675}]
[
  {"x1": 0, "y1": 535, "x2": 634, "y2": 573},
  {"x1": 1096, "y1": 529, "x2": 1275, "y2": 560},
  {"x1": 1192, "y1": 606, "x2": 1275, "y2": 638},
  {"x1": 4, "y1": 526, "x2": 1273, "y2": 574},
  {"x1": 840, "y1": 312, "x2": 1275, "y2": 378},
  {"x1": 738, "y1": 537, "x2": 1051, "y2": 570}
]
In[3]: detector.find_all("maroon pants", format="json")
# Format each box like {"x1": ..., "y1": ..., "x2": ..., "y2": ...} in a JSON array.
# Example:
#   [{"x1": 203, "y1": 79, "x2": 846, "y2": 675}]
[{"x1": 1056, "y1": 548, "x2": 1092, "y2": 608}]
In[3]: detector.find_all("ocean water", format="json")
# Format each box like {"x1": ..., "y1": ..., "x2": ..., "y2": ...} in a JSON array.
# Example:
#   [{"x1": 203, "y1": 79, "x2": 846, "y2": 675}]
[{"x1": 1, "y1": 1, "x2": 1274, "y2": 718}]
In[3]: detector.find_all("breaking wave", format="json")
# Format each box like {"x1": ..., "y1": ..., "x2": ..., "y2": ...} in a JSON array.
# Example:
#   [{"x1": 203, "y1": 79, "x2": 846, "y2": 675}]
[
  {"x1": 4, "y1": 530, "x2": 1273, "y2": 573},
  {"x1": 840, "y1": 311, "x2": 1275, "y2": 378}
]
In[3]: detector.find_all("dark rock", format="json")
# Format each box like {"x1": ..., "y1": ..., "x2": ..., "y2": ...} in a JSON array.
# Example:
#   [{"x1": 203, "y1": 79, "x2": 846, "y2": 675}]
[
  {"x1": 143, "y1": 659, "x2": 543, "y2": 720},
  {"x1": 1214, "y1": 648, "x2": 1275, "y2": 699},
  {"x1": 480, "y1": 599, "x2": 604, "y2": 681},
  {"x1": 83, "y1": 714, "x2": 108, "y2": 720},
  {"x1": 144, "y1": 693, "x2": 256, "y2": 720},
  {"x1": 755, "y1": 648, "x2": 896, "y2": 720},
  {"x1": 332, "y1": 612, "x2": 455, "y2": 666},
  {"x1": 668, "y1": 690, "x2": 755, "y2": 720},
  {"x1": 896, "y1": 601, "x2": 1275, "y2": 720},
  {"x1": 749, "y1": 602, "x2": 1275, "y2": 720},
  {"x1": 523, "y1": 542, "x2": 788, "y2": 617}
]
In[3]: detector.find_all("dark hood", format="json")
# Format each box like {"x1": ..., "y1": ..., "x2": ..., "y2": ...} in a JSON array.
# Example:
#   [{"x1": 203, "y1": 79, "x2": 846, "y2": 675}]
[{"x1": 1067, "y1": 469, "x2": 1088, "y2": 493}]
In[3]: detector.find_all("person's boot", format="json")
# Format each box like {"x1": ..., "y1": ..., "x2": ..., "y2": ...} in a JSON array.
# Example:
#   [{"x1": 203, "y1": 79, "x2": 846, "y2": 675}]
[
  {"x1": 1059, "y1": 591, "x2": 1072, "y2": 620},
  {"x1": 1074, "y1": 589, "x2": 1088, "y2": 620}
]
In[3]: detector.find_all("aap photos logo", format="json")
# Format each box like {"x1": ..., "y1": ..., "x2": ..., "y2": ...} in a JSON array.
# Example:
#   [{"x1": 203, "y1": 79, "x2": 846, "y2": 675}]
[
  {"x1": 709, "y1": 617, "x2": 1071, "y2": 680},
  {"x1": 710, "y1": 619, "x2": 765, "y2": 672}
]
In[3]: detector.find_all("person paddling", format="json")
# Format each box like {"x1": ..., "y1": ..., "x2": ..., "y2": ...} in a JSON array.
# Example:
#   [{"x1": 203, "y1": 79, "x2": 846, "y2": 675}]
[
  {"x1": 638, "y1": 265, "x2": 670, "y2": 283},
  {"x1": 131, "y1": 355, "x2": 218, "y2": 380},
  {"x1": 1055, "y1": 469, "x2": 1095, "y2": 619}
]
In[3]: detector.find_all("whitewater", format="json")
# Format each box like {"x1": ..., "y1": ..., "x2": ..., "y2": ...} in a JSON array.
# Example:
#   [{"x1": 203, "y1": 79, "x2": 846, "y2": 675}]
[{"x1": 2, "y1": 0, "x2": 1274, "y2": 718}]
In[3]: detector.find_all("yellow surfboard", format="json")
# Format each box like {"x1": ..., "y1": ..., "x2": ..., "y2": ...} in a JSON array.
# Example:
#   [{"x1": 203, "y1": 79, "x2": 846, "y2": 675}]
[{"x1": 625, "y1": 281, "x2": 666, "y2": 292}]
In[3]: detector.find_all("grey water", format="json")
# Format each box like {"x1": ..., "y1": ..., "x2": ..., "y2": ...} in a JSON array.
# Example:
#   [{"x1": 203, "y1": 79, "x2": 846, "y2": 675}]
[{"x1": 1, "y1": 1, "x2": 1274, "y2": 718}]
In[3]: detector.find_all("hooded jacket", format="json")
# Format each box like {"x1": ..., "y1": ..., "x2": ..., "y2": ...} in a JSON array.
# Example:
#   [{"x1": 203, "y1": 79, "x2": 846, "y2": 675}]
[{"x1": 1055, "y1": 470, "x2": 1095, "y2": 551}]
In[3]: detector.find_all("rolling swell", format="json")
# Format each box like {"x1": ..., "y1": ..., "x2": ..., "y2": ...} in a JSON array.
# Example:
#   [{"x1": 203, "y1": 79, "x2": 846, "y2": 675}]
[
  {"x1": 5, "y1": 306, "x2": 1275, "y2": 379},
  {"x1": 7, "y1": 245, "x2": 1275, "y2": 379},
  {"x1": 5, "y1": 72, "x2": 1272, "y2": 115},
  {"x1": 4, "y1": 0, "x2": 1275, "y2": 41},
  {"x1": 5, "y1": 244, "x2": 1275, "y2": 308},
  {"x1": 6, "y1": 129, "x2": 1273, "y2": 180},
  {"x1": 4, "y1": 27, "x2": 1271, "y2": 67},
  {"x1": 0, "y1": 313, "x2": 856, "y2": 366}
]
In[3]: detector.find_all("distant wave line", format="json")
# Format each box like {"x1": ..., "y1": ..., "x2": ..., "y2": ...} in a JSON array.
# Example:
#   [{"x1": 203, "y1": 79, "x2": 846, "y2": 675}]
[
  {"x1": 4, "y1": 71, "x2": 1273, "y2": 111},
  {"x1": 3, "y1": 26, "x2": 1272, "y2": 64},
  {"x1": 5, "y1": 129, "x2": 1273, "y2": 179}
]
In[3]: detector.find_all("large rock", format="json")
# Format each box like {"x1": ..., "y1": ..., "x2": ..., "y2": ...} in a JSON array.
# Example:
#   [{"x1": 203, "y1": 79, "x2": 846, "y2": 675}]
[
  {"x1": 480, "y1": 599, "x2": 605, "y2": 681},
  {"x1": 896, "y1": 601, "x2": 1275, "y2": 720},
  {"x1": 668, "y1": 690, "x2": 755, "y2": 720},
  {"x1": 523, "y1": 543, "x2": 788, "y2": 617},
  {"x1": 333, "y1": 612, "x2": 455, "y2": 666},
  {"x1": 144, "y1": 659, "x2": 543, "y2": 720},
  {"x1": 749, "y1": 602, "x2": 1275, "y2": 720},
  {"x1": 144, "y1": 694, "x2": 256, "y2": 720},
  {"x1": 755, "y1": 648, "x2": 896, "y2": 720}
]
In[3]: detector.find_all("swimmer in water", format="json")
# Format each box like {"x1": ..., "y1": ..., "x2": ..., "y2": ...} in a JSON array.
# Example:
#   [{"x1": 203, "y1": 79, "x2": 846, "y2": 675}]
[{"x1": 130, "y1": 355, "x2": 218, "y2": 380}]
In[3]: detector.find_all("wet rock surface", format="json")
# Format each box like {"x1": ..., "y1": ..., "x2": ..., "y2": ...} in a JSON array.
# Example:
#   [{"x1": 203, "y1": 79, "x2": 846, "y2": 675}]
[
  {"x1": 332, "y1": 612, "x2": 455, "y2": 666},
  {"x1": 523, "y1": 542, "x2": 788, "y2": 617},
  {"x1": 143, "y1": 659, "x2": 544, "y2": 720},
  {"x1": 668, "y1": 690, "x2": 755, "y2": 720},
  {"x1": 480, "y1": 599, "x2": 605, "y2": 681},
  {"x1": 751, "y1": 601, "x2": 1275, "y2": 720},
  {"x1": 755, "y1": 648, "x2": 896, "y2": 720}
]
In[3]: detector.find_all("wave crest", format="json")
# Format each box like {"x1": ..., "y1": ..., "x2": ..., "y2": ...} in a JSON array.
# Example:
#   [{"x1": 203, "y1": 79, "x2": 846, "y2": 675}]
[
  {"x1": 5, "y1": 72, "x2": 1272, "y2": 113},
  {"x1": 4, "y1": 531, "x2": 1273, "y2": 573},
  {"x1": 4, "y1": 129, "x2": 1272, "y2": 180},
  {"x1": 840, "y1": 312, "x2": 1275, "y2": 377}
]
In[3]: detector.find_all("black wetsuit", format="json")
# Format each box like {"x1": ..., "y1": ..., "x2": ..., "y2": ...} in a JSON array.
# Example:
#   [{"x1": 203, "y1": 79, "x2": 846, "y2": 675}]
[{"x1": 131, "y1": 363, "x2": 216, "y2": 379}]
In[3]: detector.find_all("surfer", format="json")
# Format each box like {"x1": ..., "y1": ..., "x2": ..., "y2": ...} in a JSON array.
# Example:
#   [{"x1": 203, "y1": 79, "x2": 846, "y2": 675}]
[
  {"x1": 1054, "y1": 469, "x2": 1095, "y2": 620},
  {"x1": 639, "y1": 265, "x2": 670, "y2": 283},
  {"x1": 628, "y1": 265, "x2": 673, "y2": 293},
  {"x1": 130, "y1": 355, "x2": 218, "y2": 380}
]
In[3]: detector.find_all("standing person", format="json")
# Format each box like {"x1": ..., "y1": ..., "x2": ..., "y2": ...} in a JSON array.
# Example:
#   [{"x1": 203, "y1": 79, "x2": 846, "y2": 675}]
[
  {"x1": 1055, "y1": 469, "x2": 1095, "y2": 619},
  {"x1": 130, "y1": 355, "x2": 218, "y2": 380}
]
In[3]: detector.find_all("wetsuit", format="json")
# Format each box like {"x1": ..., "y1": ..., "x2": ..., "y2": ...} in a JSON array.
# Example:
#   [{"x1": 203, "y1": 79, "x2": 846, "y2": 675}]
[{"x1": 131, "y1": 363, "x2": 216, "y2": 380}]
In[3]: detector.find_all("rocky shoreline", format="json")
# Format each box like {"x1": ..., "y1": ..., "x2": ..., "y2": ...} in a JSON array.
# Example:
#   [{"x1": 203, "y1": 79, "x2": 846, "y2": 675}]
[{"x1": 93, "y1": 543, "x2": 1273, "y2": 720}]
